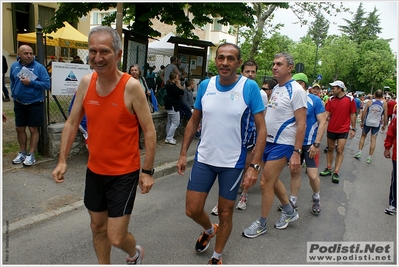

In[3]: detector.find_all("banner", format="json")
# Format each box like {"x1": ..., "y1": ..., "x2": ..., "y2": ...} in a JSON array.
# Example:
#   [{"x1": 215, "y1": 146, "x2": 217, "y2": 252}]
[{"x1": 51, "y1": 62, "x2": 92, "y2": 95}]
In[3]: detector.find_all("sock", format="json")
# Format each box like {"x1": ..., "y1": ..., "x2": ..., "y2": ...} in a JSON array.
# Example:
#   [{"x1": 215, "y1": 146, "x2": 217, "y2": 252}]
[
  {"x1": 327, "y1": 166, "x2": 331, "y2": 170},
  {"x1": 21, "y1": 151, "x2": 27, "y2": 155},
  {"x1": 205, "y1": 224, "x2": 214, "y2": 235},
  {"x1": 283, "y1": 203, "x2": 294, "y2": 215},
  {"x1": 367, "y1": 155, "x2": 372, "y2": 159},
  {"x1": 241, "y1": 193, "x2": 248, "y2": 198},
  {"x1": 290, "y1": 196, "x2": 297, "y2": 205},
  {"x1": 258, "y1": 217, "x2": 267, "y2": 227},
  {"x1": 212, "y1": 251, "x2": 222, "y2": 260},
  {"x1": 127, "y1": 250, "x2": 139, "y2": 262},
  {"x1": 313, "y1": 192, "x2": 320, "y2": 199}
]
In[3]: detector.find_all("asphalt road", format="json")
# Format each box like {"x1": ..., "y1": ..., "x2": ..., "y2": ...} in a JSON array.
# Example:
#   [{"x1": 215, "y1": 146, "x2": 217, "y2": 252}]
[{"x1": 2, "y1": 130, "x2": 397, "y2": 265}]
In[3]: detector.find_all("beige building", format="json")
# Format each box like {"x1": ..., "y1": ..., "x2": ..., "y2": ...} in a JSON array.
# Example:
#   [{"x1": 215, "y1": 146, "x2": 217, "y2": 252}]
[{"x1": 2, "y1": 2, "x2": 90, "y2": 79}]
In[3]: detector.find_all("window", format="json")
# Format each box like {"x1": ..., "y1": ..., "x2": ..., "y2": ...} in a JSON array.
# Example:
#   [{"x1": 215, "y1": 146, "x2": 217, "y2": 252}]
[{"x1": 213, "y1": 19, "x2": 222, "y2": 31}]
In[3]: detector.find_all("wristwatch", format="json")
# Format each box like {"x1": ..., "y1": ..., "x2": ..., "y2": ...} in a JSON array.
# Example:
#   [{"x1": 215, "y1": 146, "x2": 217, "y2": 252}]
[
  {"x1": 249, "y1": 163, "x2": 261, "y2": 171},
  {"x1": 313, "y1": 142, "x2": 320, "y2": 148},
  {"x1": 142, "y1": 168, "x2": 155, "y2": 175},
  {"x1": 293, "y1": 148, "x2": 303, "y2": 154}
]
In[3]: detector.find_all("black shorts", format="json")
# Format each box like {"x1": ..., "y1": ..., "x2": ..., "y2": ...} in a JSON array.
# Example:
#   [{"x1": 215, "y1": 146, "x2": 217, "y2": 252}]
[
  {"x1": 84, "y1": 168, "x2": 139, "y2": 218},
  {"x1": 14, "y1": 101, "x2": 44, "y2": 127},
  {"x1": 327, "y1": 131, "x2": 349, "y2": 140}
]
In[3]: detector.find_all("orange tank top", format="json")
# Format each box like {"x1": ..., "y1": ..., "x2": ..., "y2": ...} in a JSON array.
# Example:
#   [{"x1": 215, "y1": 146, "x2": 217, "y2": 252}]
[{"x1": 84, "y1": 72, "x2": 140, "y2": 175}]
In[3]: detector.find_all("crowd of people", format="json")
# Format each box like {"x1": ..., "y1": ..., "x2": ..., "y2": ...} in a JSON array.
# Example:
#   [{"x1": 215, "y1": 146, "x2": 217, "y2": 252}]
[{"x1": 4, "y1": 25, "x2": 396, "y2": 265}]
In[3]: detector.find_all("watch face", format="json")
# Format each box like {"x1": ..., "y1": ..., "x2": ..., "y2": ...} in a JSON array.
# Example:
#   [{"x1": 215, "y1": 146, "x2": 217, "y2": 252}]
[{"x1": 251, "y1": 164, "x2": 260, "y2": 171}]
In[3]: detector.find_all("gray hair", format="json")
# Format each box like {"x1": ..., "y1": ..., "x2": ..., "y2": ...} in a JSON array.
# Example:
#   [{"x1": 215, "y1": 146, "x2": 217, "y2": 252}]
[
  {"x1": 274, "y1": 52, "x2": 295, "y2": 67},
  {"x1": 88, "y1": 26, "x2": 122, "y2": 54}
]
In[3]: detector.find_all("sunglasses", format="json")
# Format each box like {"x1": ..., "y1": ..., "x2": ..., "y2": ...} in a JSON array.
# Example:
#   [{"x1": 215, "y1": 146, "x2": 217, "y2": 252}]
[{"x1": 261, "y1": 87, "x2": 272, "y2": 90}]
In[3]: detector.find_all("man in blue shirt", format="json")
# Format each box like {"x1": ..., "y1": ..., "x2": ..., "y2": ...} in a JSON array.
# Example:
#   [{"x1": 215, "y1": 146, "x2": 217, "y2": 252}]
[{"x1": 10, "y1": 45, "x2": 50, "y2": 166}]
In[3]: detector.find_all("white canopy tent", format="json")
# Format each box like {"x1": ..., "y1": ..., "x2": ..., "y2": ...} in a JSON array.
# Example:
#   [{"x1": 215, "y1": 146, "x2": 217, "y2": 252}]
[{"x1": 148, "y1": 32, "x2": 175, "y2": 56}]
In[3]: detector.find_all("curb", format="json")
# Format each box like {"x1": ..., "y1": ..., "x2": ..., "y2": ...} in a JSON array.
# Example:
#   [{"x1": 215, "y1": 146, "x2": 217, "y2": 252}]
[{"x1": 3, "y1": 155, "x2": 195, "y2": 234}]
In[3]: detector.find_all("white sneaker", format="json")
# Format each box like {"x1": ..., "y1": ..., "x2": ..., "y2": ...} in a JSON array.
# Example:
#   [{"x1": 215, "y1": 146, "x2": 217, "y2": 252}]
[
  {"x1": 23, "y1": 153, "x2": 36, "y2": 166},
  {"x1": 165, "y1": 139, "x2": 177, "y2": 145},
  {"x1": 211, "y1": 204, "x2": 218, "y2": 216},
  {"x1": 236, "y1": 194, "x2": 247, "y2": 210},
  {"x1": 12, "y1": 152, "x2": 26, "y2": 164}
]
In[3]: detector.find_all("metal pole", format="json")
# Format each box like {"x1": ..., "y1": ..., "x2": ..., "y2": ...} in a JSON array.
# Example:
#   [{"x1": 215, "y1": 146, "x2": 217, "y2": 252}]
[
  {"x1": 313, "y1": 44, "x2": 319, "y2": 83},
  {"x1": 36, "y1": 20, "x2": 49, "y2": 156}
]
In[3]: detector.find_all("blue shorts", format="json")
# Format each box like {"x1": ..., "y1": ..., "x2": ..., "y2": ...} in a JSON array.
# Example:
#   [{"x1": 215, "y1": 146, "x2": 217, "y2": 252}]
[
  {"x1": 263, "y1": 142, "x2": 294, "y2": 162},
  {"x1": 362, "y1": 125, "x2": 380, "y2": 136},
  {"x1": 301, "y1": 145, "x2": 319, "y2": 168},
  {"x1": 188, "y1": 160, "x2": 243, "y2": 201}
]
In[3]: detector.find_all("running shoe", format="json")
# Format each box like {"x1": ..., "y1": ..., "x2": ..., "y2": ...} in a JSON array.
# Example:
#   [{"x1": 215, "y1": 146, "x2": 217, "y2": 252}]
[
  {"x1": 385, "y1": 206, "x2": 397, "y2": 215},
  {"x1": 126, "y1": 245, "x2": 144, "y2": 265},
  {"x1": 366, "y1": 156, "x2": 372, "y2": 164},
  {"x1": 236, "y1": 194, "x2": 247, "y2": 210},
  {"x1": 242, "y1": 220, "x2": 267, "y2": 238},
  {"x1": 354, "y1": 151, "x2": 362, "y2": 160},
  {"x1": 165, "y1": 139, "x2": 176, "y2": 145},
  {"x1": 311, "y1": 197, "x2": 321, "y2": 215},
  {"x1": 208, "y1": 257, "x2": 222, "y2": 265},
  {"x1": 323, "y1": 147, "x2": 328, "y2": 153},
  {"x1": 211, "y1": 204, "x2": 218, "y2": 216},
  {"x1": 320, "y1": 168, "x2": 332, "y2": 176},
  {"x1": 22, "y1": 153, "x2": 36, "y2": 166},
  {"x1": 332, "y1": 172, "x2": 340, "y2": 184},
  {"x1": 12, "y1": 152, "x2": 26, "y2": 164},
  {"x1": 277, "y1": 200, "x2": 298, "y2": 212},
  {"x1": 195, "y1": 223, "x2": 218, "y2": 253},
  {"x1": 274, "y1": 210, "x2": 299, "y2": 230}
]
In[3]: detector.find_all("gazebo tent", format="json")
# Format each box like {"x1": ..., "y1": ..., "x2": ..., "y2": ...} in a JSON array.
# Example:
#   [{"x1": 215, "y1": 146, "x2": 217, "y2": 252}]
[
  {"x1": 17, "y1": 21, "x2": 88, "y2": 49},
  {"x1": 148, "y1": 32, "x2": 174, "y2": 56}
]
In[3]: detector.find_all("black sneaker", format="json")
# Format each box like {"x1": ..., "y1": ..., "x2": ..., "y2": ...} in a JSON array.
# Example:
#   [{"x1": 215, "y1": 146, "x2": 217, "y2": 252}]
[
  {"x1": 208, "y1": 257, "x2": 222, "y2": 265},
  {"x1": 195, "y1": 223, "x2": 218, "y2": 253}
]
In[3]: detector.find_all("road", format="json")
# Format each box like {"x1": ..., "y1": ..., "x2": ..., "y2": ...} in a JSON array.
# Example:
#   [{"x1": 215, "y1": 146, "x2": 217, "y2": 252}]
[{"x1": 2, "y1": 130, "x2": 397, "y2": 265}]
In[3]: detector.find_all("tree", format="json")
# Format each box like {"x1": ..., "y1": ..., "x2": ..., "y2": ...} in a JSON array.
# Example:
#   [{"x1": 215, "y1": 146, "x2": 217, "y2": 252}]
[
  {"x1": 318, "y1": 35, "x2": 358, "y2": 83},
  {"x1": 47, "y1": 3, "x2": 255, "y2": 39},
  {"x1": 307, "y1": 10, "x2": 329, "y2": 82},
  {"x1": 339, "y1": 3, "x2": 382, "y2": 45},
  {"x1": 356, "y1": 39, "x2": 396, "y2": 94}
]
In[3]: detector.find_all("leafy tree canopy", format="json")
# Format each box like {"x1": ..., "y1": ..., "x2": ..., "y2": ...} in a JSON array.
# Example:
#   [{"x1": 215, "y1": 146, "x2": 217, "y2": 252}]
[{"x1": 47, "y1": 3, "x2": 255, "y2": 39}]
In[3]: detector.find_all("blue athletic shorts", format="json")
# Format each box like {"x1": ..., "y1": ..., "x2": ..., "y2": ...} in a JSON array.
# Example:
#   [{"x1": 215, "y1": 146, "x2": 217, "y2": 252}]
[
  {"x1": 188, "y1": 160, "x2": 243, "y2": 201},
  {"x1": 301, "y1": 145, "x2": 319, "y2": 168},
  {"x1": 262, "y1": 142, "x2": 294, "y2": 162},
  {"x1": 362, "y1": 125, "x2": 380, "y2": 136}
]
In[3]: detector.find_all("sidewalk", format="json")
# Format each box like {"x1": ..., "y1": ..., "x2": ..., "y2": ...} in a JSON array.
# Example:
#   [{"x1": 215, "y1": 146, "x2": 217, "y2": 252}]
[{"x1": 2, "y1": 135, "x2": 199, "y2": 234}]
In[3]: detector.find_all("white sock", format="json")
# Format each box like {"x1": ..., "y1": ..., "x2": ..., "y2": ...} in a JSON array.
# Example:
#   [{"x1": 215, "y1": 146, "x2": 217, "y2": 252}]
[
  {"x1": 212, "y1": 251, "x2": 222, "y2": 260},
  {"x1": 205, "y1": 224, "x2": 214, "y2": 235},
  {"x1": 290, "y1": 196, "x2": 297, "y2": 204}
]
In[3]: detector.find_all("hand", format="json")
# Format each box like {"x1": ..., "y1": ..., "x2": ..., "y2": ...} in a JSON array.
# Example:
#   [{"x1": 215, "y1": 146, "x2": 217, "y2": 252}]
[
  {"x1": 52, "y1": 163, "x2": 67, "y2": 183},
  {"x1": 384, "y1": 149, "x2": 391, "y2": 159},
  {"x1": 349, "y1": 130, "x2": 355, "y2": 139},
  {"x1": 20, "y1": 76, "x2": 31, "y2": 86},
  {"x1": 2, "y1": 113, "x2": 7, "y2": 122},
  {"x1": 139, "y1": 173, "x2": 154, "y2": 194},
  {"x1": 177, "y1": 156, "x2": 187, "y2": 175},
  {"x1": 242, "y1": 168, "x2": 258, "y2": 189},
  {"x1": 289, "y1": 153, "x2": 301, "y2": 172},
  {"x1": 308, "y1": 145, "x2": 319, "y2": 159}
]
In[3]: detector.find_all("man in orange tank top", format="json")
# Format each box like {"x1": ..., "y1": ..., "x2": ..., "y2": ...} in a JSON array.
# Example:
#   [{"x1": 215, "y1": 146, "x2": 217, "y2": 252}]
[{"x1": 52, "y1": 26, "x2": 156, "y2": 264}]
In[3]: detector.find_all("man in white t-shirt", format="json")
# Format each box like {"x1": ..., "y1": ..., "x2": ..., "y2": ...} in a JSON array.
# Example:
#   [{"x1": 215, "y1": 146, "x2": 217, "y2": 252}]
[
  {"x1": 243, "y1": 52, "x2": 307, "y2": 238},
  {"x1": 177, "y1": 43, "x2": 266, "y2": 264}
]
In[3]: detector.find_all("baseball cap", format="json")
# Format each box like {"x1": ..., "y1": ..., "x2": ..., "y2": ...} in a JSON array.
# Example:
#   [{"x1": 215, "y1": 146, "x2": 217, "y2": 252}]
[
  {"x1": 312, "y1": 83, "x2": 321, "y2": 89},
  {"x1": 292, "y1": 73, "x2": 308, "y2": 83},
  {"x1": 329, "y1": 80, "x2": 346, "y2": 89}
]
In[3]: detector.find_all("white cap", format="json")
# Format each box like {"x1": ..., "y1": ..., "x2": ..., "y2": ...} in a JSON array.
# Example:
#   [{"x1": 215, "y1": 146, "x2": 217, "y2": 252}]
[{"x1": 329, "y1": 80, "x2": 346, "y2": 89}]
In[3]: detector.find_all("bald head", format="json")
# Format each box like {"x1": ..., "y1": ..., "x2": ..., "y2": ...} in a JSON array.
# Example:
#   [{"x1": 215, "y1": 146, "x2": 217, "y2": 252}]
[{"x1": 18, "y1": 45, "x2": 34, "y2": 66}]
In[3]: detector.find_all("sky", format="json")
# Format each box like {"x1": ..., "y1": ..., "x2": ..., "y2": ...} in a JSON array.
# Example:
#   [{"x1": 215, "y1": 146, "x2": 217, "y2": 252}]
[{"x1": 272, "y1": 1, "x2": 398, "y2": 55}]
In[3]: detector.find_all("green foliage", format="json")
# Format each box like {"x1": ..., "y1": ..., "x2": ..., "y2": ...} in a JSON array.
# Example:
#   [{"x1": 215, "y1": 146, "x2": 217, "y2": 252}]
[{"x1": 48, "y1": 3, "x2": 255, "y2": 39}]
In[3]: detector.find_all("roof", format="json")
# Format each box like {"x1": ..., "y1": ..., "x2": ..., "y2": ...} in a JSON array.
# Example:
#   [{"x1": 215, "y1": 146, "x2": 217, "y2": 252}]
[{"x1": 167, "y1": 36, "x2": 215, "y2": 48}]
